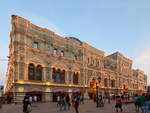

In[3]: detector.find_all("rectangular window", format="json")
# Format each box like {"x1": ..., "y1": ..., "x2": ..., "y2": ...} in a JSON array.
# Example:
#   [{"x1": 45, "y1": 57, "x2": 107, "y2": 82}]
[
  {"x1": 61, "y1": 51, "x2": 64, "y2": 56},
  {"x1": 74, "y1": 55, "x2": 78, "y2": 60},
  {"x1": 34, "y1": 42, "x2": 38, "y2": 49},
  {"x1": 54, "y1": 49, "x2": 57, "y2": 54}
]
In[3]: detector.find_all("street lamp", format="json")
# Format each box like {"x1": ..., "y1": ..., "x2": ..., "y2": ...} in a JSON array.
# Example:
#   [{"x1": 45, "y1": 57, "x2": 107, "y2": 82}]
[{"x1": 96, "y1": 77, "x2": 101, "y2": 108}]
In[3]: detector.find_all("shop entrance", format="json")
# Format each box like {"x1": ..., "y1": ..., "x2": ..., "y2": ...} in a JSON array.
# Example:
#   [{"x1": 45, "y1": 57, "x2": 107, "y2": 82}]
[
  {"x1": 27, "y1": 88, "x2": 43, "y2": 102},
  {"x1": 52, "y1": 91, "x2": 67, "y2": 102}
]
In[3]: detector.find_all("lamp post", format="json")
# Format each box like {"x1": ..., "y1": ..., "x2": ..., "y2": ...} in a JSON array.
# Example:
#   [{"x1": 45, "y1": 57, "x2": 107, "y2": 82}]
[{"x1": 96, "y1": 77, "x2": 101, "y2": 108}]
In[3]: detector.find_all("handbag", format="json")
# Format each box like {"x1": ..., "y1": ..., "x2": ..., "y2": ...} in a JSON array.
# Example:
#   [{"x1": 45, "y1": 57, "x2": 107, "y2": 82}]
[
  {"x1": 73, "y1": 103, "x2": 76, "y2": 109},
  {"x1": 27, "y1": 104, "x2": 32, "y2": 112}
]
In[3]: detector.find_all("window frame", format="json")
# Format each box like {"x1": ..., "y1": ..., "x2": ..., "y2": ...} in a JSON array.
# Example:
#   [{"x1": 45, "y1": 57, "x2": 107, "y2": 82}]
[
  {"x1": 33, "y1": 42, "x2": 39, "y2": 49},
  {"x1": 60, "y1": 51, "x2": 64, "y2": 56},
  {"x1": 53, "y1": 49, "x2": 57, "y2": 54}
]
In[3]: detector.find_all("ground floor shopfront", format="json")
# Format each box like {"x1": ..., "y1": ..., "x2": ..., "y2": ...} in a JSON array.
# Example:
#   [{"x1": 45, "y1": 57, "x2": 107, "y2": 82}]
[
  {"x1": 11, "y1": 83, "x2": 89, "y2": 103},
  {"x1": 6, "y1": 82, "x2": 144, "y2": 103}
]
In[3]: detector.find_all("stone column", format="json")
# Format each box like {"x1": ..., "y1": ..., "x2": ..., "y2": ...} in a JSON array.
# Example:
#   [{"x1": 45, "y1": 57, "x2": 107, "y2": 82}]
[
  {"x1": 14, "y1": 62, "x2": 19, "y2": 81},
  {"x1": 24, "y1": 64, "x2": 28, "y2": 80},
  {"x1": 50, "y1": 68, "x2": 53, "y2": 82},
  {"x1": 68, "y1": 70, "x2": 72, "y2": 84},
  {"x1": 19, "y1": 62, "x2": 25, "y2": 80},
  {"x1": 66, "y1": 70, "x2": 69, "y2": 84},
  {"x1": 43, "y1": 67, "x2": 46, "y2": 82}
]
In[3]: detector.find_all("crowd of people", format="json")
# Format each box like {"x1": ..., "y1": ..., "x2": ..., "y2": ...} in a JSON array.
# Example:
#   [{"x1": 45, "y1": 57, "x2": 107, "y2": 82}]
[
  {"x1": 22, "y1": 95, "x2": 40, "y2": 113},
  {"x1": 133, "y1": 93, "x2": 150, "y2": 113},
  {"x1": 56, "y1": 94, "x2": 84, "y2": 113},
  {"x1": 2, "y1": 92, "x2": 150, "y2": 113}
]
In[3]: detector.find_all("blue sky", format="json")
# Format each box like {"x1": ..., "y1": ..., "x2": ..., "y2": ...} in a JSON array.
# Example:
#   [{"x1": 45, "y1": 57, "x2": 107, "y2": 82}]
[{"x1": 0, "y1": 0, "x2": 150, "y2": 85}]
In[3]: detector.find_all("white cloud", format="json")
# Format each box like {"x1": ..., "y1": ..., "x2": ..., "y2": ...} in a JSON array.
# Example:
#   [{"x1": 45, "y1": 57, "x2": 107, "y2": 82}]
[{"x1": 134, "y1": 46, "x2": 150, "y2": 85}]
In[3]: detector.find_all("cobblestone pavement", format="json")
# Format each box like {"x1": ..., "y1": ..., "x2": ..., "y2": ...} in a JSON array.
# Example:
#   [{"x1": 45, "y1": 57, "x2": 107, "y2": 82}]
[{"x1": 0, "y1": 100, "x2": 140, "y2": 113}]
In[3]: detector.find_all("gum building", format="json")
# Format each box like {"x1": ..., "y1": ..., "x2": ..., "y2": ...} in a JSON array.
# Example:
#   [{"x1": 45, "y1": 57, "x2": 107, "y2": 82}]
[{"x1": 5, "y1": 15, "x2": 147, "y2": 103}]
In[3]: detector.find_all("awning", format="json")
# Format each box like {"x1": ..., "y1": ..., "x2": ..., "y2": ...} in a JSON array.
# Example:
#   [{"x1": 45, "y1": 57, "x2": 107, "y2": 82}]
[
  {"x1": 4, "y1": 92, "x2": 13, "y2": 96},
  {"x1": 53, "y1": 91, "x2": 67, "y2": 95},
  {"x1": 28, "y1": 88, "x2": 43, "y2": 94}
]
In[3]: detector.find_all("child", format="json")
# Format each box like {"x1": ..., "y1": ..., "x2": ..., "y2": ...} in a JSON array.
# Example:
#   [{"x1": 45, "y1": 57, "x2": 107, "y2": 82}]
[{"x1": 115, "y1": 96, "x2": 123, "y2": 112}]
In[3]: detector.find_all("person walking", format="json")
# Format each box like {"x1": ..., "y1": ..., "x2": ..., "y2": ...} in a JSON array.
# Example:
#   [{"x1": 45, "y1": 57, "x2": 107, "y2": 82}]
[
  {"x1": 115, "y1": 96, "x2": 123, "y2": 112},
  {"x1": 145, "y1": 95, "x2": 150, "y2": 113},
  {"x1": 134, "y1": 94, "x2": 140, "y2": 112},
  {"x1": 73, "y1": 96, "x2": 79, "y2": 113},
  {"x1": 61, "y1": 96, "x2": 66, "y2": 110},
  {"x1": 57, "y1": 95, "x2": 61, "y2": 107},
  {"x1": 34, "y1": 95, "x2": 37, "y2": 103},
  {"x1": 103, "y1": 95, "x2": 106, "y2": 104},
  {"x1": 23, "y1": 95, "x2": 31, "y2": 113},
  {"x1": 121, "y1": 95, "x2": 124, "y2": 103},
  {"x1": 108, "y1": 95, "x2": 111, "y2": 104},
  {"x1": 29, "y1": 96, "x2": 32, "y2": 103},
  {"x1": 139, "y1": 94, "x2": 146, "y2": 113},
  {"x1": 65, "y1": 94, "x2": 71, "y2": 110}
]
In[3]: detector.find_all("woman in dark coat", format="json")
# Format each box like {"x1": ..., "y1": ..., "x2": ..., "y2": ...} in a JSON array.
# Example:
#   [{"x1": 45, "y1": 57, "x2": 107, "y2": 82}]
[{"x1": 23, "y1": 96, "x2": 31, "y2": 113}]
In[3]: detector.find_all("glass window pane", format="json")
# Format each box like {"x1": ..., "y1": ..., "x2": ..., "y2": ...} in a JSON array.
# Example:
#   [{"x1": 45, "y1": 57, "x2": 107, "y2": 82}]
[
  {"x1": 28, "y1": 64, "x2": 35, "y2": 80},
  {"x1": 36, "y1": 65, "x2": 42, "y2": 81},
  {"x1": 34, "y1": 42, "x2": 38, "y2": 49}
]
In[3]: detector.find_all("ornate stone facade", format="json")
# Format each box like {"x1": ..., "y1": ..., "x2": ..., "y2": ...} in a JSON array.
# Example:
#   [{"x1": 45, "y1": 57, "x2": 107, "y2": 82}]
[{"x1": 5, "y1": 15, "x2": 147, "y2": 103}]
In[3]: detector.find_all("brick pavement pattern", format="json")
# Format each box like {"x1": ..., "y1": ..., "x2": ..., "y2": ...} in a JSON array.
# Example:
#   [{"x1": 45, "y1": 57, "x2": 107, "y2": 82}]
[{"x1": 0, "y1": 100, "x2": 139, "y2": 113}]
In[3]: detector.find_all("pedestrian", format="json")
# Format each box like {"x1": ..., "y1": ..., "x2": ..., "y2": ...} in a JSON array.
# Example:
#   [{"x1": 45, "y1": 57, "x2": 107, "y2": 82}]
[
  {"x1": 115, "y1": 96, "x2": 123, "y2": 112},
  {"x1": 139, "y1": 94, "x2": 146, "y2": 113},
  {"x1": 23, "y1": 95, "x2": 31, "y2": 113},
  {"x1": 103, "y1": 95, "x2": 106, "y2": 104},
  {"x1": 34, "y1": 95, "x2": 37, "y2": 103},
  {"x1": 80, "y1": 95, "x2": 84, "y2": 104},
  {"x1": 98, "y1": 95, "x2": 104, "y2": 107},
  {"x1": 121, "y1": 95, "x2": 124, "y2": 103},
  {"x1": 57, "y1": 95, "x2": 61, "y2": 107},
  {"x1": 108, "y1": 95, "x2": 111, "y2": 104},
  {"x1": 61, "y1": 96, "x2": 66, "y2": 110},
  {"x1": 65, "y1": 94, "x2": 71, "y2": 110},
  {"x1": 128, "y1": 95, "x2": 130, "y2": 100},
  {"x1": 134, "y1": 94, "x2": 140, "y2": 112},
  {"x1": 29, "y1": 96, "x2": 32, "y2": 103},
  {"x1": 145, "y1": 94, "x2": 150, "y2": 113},
  {"x1": 73, "y1": 96, "x2": 79, "y2": 113}
]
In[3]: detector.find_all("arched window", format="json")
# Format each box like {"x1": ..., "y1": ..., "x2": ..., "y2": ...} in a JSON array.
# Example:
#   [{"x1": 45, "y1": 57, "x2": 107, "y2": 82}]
[
  {"x1": 97, "y1": 60, "x2": 100, "y2": 67},
  {"x1": 111, "y1": 80, "x2": 115, "y2": 87},
  {"x1": 52, "y1": 68, "x2": 56, "y2": 82},
  {"x1": 88, "y1": 58, "x2": 89, "y2": 64},
  {"x1": 73, "y1": 72, "x2": 79, "y2": 84},
  {"x1": 60, "y1": 70, "x2": 65, "y2": 83},
  {"x1": 104, "y1": 78, "x2": 108, "y2": 87},
  {"x1": 52, "y1": 68, "x2": 66, "y2": 84},
  {"x1": 28, "y1": 64, "x2": 35, "y2": 80},
  {"x1": 36, "y1": 65, "x2": 42, "y2": 81},
  {"x1": 56, "y1": 69, "x2": 61, "y2": 83}
]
